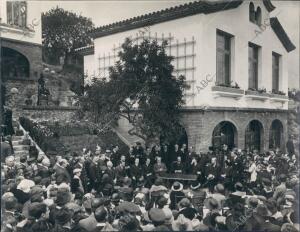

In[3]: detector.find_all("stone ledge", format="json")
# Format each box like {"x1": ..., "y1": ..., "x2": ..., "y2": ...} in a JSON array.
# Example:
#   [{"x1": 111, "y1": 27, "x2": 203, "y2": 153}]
[
  {"x1": 212, "y1": 85, "x2": 244, "y2": 94},
  {"x1": 22, "y1": 106, "x2": 79, "y2": 111},
  {"x1": 269, "y1": 93, "x2": 288, "y2": 99},
  {"x1": 245, "y1": 90, "x2": 270, "y2": 101},
  {"x1": 180, "y1": 106, "x2": 288, "y2": 113},
  {"x1": 5, "y1": 78, "x2": 37, "y2": 83}
]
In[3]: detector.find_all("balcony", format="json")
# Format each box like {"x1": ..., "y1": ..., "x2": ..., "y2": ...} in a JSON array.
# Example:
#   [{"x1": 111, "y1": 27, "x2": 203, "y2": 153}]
[
  {"x1": 0, "y1": 23, "x2": 35, "y2": 37},
  {"x1": 212, "y1": 85, "x2": 244, "y2": 99},
  {"x1": 245, "y1": 90, "x2": 269, "y2": 101}
]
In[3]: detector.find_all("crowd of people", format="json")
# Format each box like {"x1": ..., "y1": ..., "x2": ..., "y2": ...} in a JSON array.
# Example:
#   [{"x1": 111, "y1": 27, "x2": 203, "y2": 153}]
[{"x1": 1, "y1": 138, "x2": 300, "y2": 232}]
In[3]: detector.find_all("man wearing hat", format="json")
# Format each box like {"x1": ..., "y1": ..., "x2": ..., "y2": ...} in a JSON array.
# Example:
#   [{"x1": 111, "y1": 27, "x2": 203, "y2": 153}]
[
  {"x1": 147, "y1": 208, "x2": 167, "y2": 230},
  {"x1": 187, "y1": 180, "x2": 206, "y2": 213},
  {"x1": 170, "y1": 181, "x2": 185, "y2": 210},
  {"x1": 2, "y1": 196, "x2": 18, "y2": 232},
  {"x1": 79, "y1": 198, "x2": 105, "y2": 231}
]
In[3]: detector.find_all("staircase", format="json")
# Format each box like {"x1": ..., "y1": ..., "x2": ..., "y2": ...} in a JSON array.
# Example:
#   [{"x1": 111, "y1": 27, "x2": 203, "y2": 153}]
[
  {"x1": 11, "y1": 122, "x2": 30, "y2": 158},
  {"x1": 11, "y1": 120, "x2": 44, "y2": 159}
]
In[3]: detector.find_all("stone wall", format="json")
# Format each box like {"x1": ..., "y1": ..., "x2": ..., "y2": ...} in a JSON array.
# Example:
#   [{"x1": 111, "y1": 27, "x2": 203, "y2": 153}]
[{"x1": 180, "y1": 107, "x2": 288, "y2": 153}]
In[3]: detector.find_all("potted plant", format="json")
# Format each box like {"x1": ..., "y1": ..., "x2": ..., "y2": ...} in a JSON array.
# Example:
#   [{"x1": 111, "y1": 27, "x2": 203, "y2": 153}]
[{"x1": 24, "y1": 86, "x2": 35, "y2": 105}]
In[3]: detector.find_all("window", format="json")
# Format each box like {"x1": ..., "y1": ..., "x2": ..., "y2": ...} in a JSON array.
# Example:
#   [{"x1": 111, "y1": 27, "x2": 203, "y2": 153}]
[
  {"x1": 249, "y1": 3, "x2": 262, "y2": 26},
  {"x1": 272, "y1": 52, "x2": 280, "y2": 92},
  {"x1": 7, "y1": 1, "x2": 27, "y2": 27},
  {"x1": 216, "y1": 30, "x2": 232, "y2": 86},
  {"x1": 255, "y1": 7, "x2": 262, "y2": 26},
  {"x1": 248, "y1": 43, "x2": 259, "y2": 90},
  {"x1": 249, "y1": 3, "x2": 255, "y2": 23}
]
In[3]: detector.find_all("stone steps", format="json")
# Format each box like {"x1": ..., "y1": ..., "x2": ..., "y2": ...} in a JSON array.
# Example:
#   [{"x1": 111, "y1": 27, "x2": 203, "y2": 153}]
[
  {"x1": 12, "y1": 135, "x2": 25, "y2": 141},
  {"x1": 13, "y1": 145, "x2": 30, "y2": 151}
]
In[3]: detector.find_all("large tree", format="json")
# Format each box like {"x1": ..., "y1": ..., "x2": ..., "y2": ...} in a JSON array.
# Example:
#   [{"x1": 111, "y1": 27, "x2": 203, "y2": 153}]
[
  {"x1": 79, "y1": 38, "x2": 188, "y2": 144},
  {"x1": 42, "y1": 7, "x2": 94, "y2": 65}
]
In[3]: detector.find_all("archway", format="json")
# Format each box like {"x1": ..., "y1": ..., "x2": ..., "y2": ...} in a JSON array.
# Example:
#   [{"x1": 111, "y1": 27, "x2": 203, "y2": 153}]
[
  {"x1": 1, "y1": 47, "x2": 30, "y2": 79},
  {"x1": 160, "y1": 124, "x2": 188, "y2": 148},
  {"x1": 269, "y1": 119, "x2": 283, "y2": 150},
  {"x1": 245, "y1": 120, "x2": 264, "y2": 151},
  {"x1": 212, "y1": 121, "x2": 237, "y2": 150}
]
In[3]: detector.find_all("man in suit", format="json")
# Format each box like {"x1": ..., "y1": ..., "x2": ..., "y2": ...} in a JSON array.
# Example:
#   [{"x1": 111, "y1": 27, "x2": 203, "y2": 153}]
[
  {"x1": 79, "y1": 198, "x2": 105, "y2": 232},
  {"x1": 205, "y1": 157, "x2": 220, "y2": 192},
  {"x1": 153, "y1": 156, "x2": 167, "y2": 176},
  {"x1": 171, "y1": 156, "x2": 185, "y2": 174},
  {"x1": 143, "y1": 157, "x2": 154, "y2": 188},
  {"x1": 1, "y1": 137, "x2": 13, "y2": 162}
]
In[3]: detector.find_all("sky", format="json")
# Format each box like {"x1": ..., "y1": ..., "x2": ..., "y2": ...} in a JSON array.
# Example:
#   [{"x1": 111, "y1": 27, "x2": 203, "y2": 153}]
[{"x1": 39, "y1": 0, "x2": 300, "y2": 87}]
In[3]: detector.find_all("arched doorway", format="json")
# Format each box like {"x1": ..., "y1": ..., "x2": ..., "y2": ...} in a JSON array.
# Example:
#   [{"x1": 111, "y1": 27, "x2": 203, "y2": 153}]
[
  {"x1": 160, "y1": 124, "x2": 188, "y2": 148},
  {"x1": 245, "y1": 120, "x2": 264, "y2": 151},
  {"x1": 212, "y1": 121, "x2": 237, "y2": 150},
  {"x1": 269, "y1": 120, "x2": 283, "y2": 149},
  {"x1": 1, "y1": 47, "x2": 30, "y2": 79}
]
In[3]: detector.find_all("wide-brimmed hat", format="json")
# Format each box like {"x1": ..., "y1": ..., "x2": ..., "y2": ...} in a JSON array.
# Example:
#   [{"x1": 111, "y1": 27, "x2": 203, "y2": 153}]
[
  {"x1": 117, "y1": 201, "x2": 141, "y2": 214},
  {"x1": 190, "y1": 181, "x2": 201, "y2": 190},
  {"x1": 204, "y1": 197, "x2": 220, "y2": 210},
  {"x1": 246, "y1": 197, "x2": 259, "y2": 208},
  {"x1": 179, "y1": 198, "x2": 191, "y2": 208},
  {"x1": 171, "y1": 182, "x2": 183, "y2": 191},
  {"x1": 148, "y1": 208, "x2": 165, "y2": 223},
  {"x1": 17, "y1": 179, "x2": 35, "y2": 193}
]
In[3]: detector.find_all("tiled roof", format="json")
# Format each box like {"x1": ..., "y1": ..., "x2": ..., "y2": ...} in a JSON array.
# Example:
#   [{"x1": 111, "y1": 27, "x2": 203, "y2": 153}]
[
  {"x1": 270, "y1": 17, "x2": 296, "y2": 52},
  {"x1": 75, "y1": 44, "x2": 94, "y2": 55},
  {"x1": 90, "y1": 0, "x2": 243, "y2": 38}
]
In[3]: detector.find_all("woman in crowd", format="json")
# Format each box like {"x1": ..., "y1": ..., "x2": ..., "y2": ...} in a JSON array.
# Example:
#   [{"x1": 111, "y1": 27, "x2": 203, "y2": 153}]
[{"x1": 1, "y1": 141, "x2": 299, "y2": 232}]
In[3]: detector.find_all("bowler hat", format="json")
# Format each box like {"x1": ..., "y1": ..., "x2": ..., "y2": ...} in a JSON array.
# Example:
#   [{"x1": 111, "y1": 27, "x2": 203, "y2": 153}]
[
  {"x1": 204, "y1": 197, "x2": 220, "y2": 210},
  {"x1": 171, "y1": 182, "x2": 183, "y2": 191}
]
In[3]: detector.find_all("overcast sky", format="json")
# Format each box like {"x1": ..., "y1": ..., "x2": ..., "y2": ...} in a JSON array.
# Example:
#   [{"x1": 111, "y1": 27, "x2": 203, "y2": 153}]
[{"x1": 39, "y1": 0, "x2": 299, "y2": 87}]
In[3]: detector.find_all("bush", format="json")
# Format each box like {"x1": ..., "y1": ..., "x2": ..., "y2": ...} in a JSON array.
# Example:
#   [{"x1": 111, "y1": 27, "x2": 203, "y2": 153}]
[{"x1": 19, "y1": 117, "x2": 67, "y2": 155}]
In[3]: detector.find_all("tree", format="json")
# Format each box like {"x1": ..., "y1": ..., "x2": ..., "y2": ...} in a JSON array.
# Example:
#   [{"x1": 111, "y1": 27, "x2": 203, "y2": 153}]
[
  {"x1": 42, "y1": 7, "x2": 94, "y2": 65},
  {"x1": 79, "y1": 38, "x2": 188, "y2": 144}
]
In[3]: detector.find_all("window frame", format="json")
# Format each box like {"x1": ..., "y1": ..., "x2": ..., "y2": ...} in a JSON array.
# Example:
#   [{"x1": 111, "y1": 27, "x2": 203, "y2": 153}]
[
  {"x1": 272, "y1": 52, "x2": 281, "y2": 92},
  {"x1": 249, "y1": 2, "x2": 256, "y2": 23},
  {"x1": 248, "y1": 42, "x2": 260, "y2": 90},
  {"x1": 216, "y1": 30, "x2": 233, "y2": 86},
  {"x1": 6, "y1": 1, "x2": 27, "y2": 28}
]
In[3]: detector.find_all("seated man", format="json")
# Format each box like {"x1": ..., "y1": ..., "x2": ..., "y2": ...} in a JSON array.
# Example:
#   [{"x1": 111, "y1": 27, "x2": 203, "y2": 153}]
[
  {"x1": 153, "y1": 157, "x2": 167, "y2": 176},
  {"x1": 171, "y1": 156, "x2": 185, "y2": 174}
]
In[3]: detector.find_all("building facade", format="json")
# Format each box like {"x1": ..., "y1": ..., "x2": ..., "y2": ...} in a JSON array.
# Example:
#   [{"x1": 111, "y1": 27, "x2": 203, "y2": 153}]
[
  {"x1": 1, "y1": 0, "x2": 42, "y2": 108},
  {"x1": 81, "y1": 0, "x2": 296, "y2": 152}
]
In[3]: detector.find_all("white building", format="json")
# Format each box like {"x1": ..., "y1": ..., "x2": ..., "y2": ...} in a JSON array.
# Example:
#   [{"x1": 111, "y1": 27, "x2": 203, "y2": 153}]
[{"x1": 79, "y1": 0, "x2": 296, "y2": 152}]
